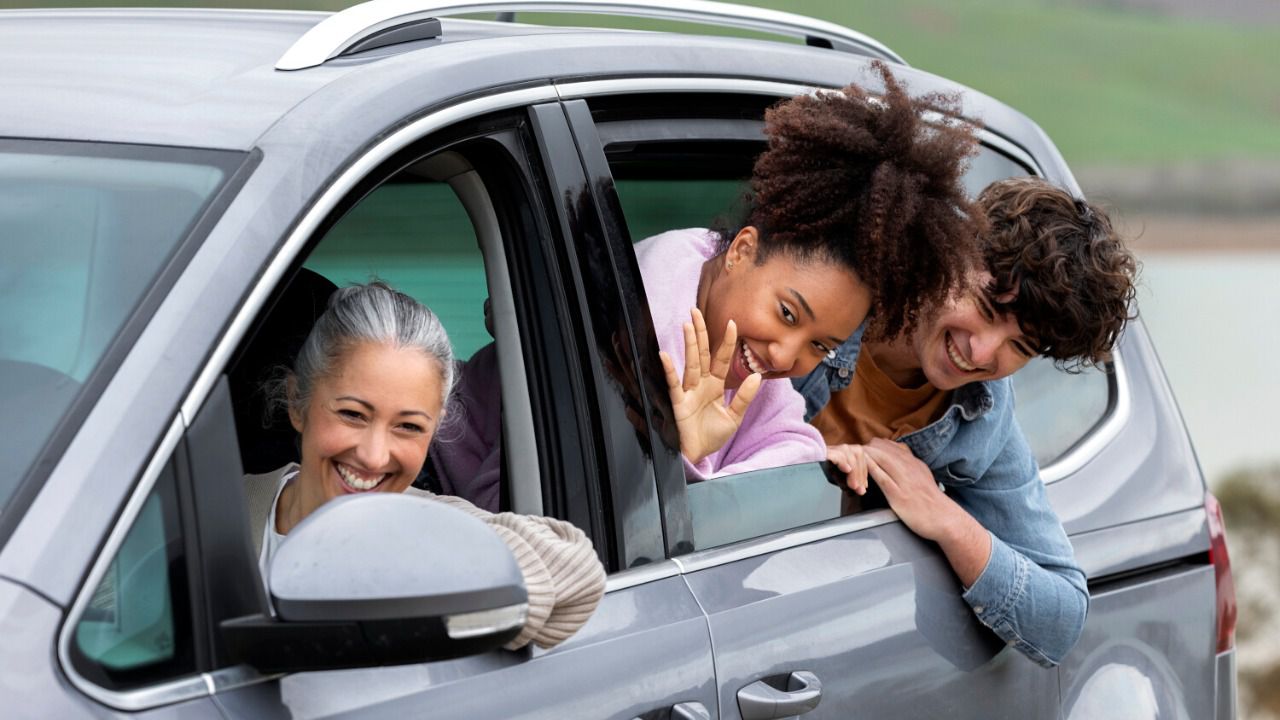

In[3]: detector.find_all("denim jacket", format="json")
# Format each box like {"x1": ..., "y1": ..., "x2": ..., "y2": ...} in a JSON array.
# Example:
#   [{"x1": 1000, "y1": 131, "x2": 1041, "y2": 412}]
[{"x1": 794, "y1": 336, "x2": 1088, "y2": 668}]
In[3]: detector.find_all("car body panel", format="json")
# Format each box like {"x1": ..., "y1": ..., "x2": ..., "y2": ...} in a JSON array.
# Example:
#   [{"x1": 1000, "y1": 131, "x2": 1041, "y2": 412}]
[
  {"x1": 1048, "y1": 323, "x2": 1207, "y2": 537},
  {"x1": 0, "y1": 578, "x2": 225, "y2": 719},
  {"x1": 681, "y1": 522, "x2": 1058, "y2": 719},
  {"x1": 211, "y1": 574, "x2": 717, "y2": 720},
  {"x1": 1061, "y1": 565, "x2": 1217, "y2": 720}
]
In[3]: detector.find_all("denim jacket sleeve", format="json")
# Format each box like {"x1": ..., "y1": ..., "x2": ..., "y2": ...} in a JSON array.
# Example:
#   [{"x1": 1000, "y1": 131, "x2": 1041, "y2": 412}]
[{"x1": 941, "y1": 401, "x2": 1089, "y2": 668}]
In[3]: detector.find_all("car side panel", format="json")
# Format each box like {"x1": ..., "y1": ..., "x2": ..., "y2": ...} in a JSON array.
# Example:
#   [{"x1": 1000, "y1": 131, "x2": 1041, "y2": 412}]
[
  {"x1": 0, "y1": 579, "x2": 225, "y2": 720},
  {"x1": 1049, "y1": 326, "x2": 1206, "y2": 536},
  {"x1": 682, "y1": 521, "x2": 1058, "y2": 720},
  {"x1": 1060, "y1": 565, "x2": 1217, "y2": 720},
  {"x1": 211, "y1": 575, "x2": 717, "y2": 720}
]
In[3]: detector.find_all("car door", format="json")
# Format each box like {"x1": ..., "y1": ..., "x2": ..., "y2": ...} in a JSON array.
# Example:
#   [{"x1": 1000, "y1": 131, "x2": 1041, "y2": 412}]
[
  {"x1": 55, "y1": 93, "x2": 717, "y2": 719},
  {"x1": 561, "y1": 77, "x2": 1075, "y2": 719}
]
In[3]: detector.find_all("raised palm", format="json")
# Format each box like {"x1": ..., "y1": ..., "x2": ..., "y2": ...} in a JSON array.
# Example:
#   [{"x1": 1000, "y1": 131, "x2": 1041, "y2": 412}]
[{"x1": 659, "y1": 308, "x2": 762, "y2": 464}]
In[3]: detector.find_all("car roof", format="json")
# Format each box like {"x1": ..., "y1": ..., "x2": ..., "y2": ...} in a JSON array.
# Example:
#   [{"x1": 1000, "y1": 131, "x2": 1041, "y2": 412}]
[
  {"x1": 0, "y1": 6, "x2": 1065, "y2": 187},
  {"x1": 0, "y1": 8, "x2": 620, "y2": 149}
]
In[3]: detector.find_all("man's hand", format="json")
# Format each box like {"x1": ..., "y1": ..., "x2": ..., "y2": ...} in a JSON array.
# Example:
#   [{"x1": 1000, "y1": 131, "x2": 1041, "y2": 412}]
[
  {"x1": 864, "y1": 438, "x2": 991, "y2": 587},
  {"x1": 659, "y1": 308, "x2": 761, "y2": 464},
  {"x1": 827, "y1": 443, "x2": 869, "y2": 495}
]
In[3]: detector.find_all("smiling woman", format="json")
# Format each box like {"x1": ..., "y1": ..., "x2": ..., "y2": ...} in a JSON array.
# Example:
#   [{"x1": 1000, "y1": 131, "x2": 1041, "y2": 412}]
[
  {"x1": 638, "y1": 62, "x2": 983, "y2": 479},
  {"x1": 247, "y1": 282, "x2": 604, "y2": 651}
]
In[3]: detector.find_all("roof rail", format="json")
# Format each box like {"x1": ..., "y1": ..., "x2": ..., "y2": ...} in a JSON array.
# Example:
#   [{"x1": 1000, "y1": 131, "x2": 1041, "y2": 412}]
[{"x1": 275, "y1": 0, "x2": 906, "y2": 71}]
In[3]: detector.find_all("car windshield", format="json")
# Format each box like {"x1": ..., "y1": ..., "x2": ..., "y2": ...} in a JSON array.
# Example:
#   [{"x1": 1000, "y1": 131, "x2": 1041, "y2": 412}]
[{"x1": 0, "y1": 140, "x2": 243, "y2": 514}]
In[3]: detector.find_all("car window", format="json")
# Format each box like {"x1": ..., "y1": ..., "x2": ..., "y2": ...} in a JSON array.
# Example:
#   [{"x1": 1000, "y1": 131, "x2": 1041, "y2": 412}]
[
  {"x1": 686, "y1": 464, "x2": 842, "y2": 550},
  {"x1": 69, "y1": 457, "x2": 196, "y2": 690},
  {"x1": 0, "y1": 141, "x2": 243, "y2": 511},
  {"x1": 1012, "y1": 357, "x2": 1111, "y2": 468}
]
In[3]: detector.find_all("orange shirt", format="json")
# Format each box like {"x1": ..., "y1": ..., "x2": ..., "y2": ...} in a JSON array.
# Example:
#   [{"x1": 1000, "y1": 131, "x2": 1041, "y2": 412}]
[{"x1": 811, "y1": 345, "x2": 951, "y2": 446}]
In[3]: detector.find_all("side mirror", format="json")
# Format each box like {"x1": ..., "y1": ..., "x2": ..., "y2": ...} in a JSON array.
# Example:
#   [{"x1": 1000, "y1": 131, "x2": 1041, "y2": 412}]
[{"x1": 222, "y1": 493, "x2": 527, "y2": 673}]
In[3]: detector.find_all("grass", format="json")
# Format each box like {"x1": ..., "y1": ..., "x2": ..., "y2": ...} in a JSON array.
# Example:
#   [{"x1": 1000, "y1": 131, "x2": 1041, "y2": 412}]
[{"x1": 16, "y1": 0, "x2": 1280, "y2": 165}]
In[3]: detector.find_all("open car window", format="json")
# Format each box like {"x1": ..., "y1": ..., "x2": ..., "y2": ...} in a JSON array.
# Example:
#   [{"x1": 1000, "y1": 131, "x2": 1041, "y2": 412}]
[{"x1": 597, "y1": 100, "x2": 1115, "y2": 552}]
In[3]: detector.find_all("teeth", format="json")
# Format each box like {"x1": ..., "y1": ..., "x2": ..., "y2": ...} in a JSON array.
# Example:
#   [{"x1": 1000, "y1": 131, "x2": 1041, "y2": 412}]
[
  {"x1": 336, "y1": 462, "x2": 385, "y2": 491},
  {"x1": 947, "y1": 335, "x2": 976, "y2": 372},
  {"x1": 740, "y1": 341, "x2": 765, "y2": 374}
]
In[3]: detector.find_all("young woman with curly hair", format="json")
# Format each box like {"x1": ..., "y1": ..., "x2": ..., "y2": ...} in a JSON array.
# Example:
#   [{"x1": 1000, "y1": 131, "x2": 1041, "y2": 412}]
[
  {"x1": 635, "y1": 61, "x2": 983, "y2": 478},
  {"x1": 811, "y1": 176, "x2": 1139, "y2": 667}
]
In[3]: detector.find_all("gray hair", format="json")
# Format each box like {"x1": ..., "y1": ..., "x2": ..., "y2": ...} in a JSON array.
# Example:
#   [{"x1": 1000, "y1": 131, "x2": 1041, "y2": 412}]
[{"x1": 285, "y1": 281, "x2": 455, "y2": 419}]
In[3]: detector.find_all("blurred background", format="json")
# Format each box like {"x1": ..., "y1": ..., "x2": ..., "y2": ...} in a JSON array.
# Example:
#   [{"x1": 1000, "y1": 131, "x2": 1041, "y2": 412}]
[{"x1": 7, "y1": 0, "x2": 1277, "y2": 714}]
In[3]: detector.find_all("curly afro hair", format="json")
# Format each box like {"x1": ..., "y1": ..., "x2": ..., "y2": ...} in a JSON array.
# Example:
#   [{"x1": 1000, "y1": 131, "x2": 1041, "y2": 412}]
[
  {"x1": 978, "y1": 177, "x2": 1139, "y2": 370},
  {"x1": 719, "y1": 61, "x2": 985, "y2": 341}
]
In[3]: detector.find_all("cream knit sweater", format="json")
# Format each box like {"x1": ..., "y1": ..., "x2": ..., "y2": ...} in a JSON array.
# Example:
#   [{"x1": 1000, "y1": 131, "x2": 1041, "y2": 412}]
[{"x1": 246, "y1": 465, "x2": 605, "y2": 651}]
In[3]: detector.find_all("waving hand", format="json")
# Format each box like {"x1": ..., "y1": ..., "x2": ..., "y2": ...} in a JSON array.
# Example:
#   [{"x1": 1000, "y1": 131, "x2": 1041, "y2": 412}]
[{"x1": 659, "y1": 308, "x2": 762, "y2": 464}]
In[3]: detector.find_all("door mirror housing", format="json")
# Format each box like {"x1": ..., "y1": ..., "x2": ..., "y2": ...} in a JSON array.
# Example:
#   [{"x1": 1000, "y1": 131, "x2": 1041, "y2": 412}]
[{"x1": 223, "y1": 493, "x2": 527, "y2": 673}]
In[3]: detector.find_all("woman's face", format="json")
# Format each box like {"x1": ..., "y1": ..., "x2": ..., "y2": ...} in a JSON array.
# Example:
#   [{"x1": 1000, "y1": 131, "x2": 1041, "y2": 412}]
[
  {"x1": 702, "y1": 228, "x2": 871, "y2": 389},
  {"x1": 289, "y1": 341, "x2": 444, "y2": 509}
]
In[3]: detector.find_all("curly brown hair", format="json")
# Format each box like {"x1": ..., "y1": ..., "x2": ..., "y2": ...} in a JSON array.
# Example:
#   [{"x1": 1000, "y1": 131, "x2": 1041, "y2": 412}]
[
  {"x1": 978, "y1": 177, "x2": 1139, "y2": 370},
  {"x1": 719, "y1": 61, "x2": 985, "y2": 341}
]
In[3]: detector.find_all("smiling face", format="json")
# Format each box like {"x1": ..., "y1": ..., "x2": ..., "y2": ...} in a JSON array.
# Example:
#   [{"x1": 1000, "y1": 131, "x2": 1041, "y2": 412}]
[
  {"x1": 909, "y1": 271, "x2": 1040, "y2": 391},
  {"x1": 700, "y1": 227, "x2": 871, "y2": 390},
  {"x1": 287, "y1": 341, "x2": 444, "y2": 523}
]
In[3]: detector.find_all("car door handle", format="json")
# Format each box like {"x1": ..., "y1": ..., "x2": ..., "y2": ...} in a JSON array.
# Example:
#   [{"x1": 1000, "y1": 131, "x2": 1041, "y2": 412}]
[
  {"x1": 628, "y1": 701, "x2": 710, "y2": 720},
  {"x1": 737, "y1": 671, "x2": 822, "y2": 720}
]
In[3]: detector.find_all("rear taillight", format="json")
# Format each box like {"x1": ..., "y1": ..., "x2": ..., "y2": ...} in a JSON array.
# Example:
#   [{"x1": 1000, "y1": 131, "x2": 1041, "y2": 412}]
[{"x1": 1205, "y1": 493, "x2": 1238, "y2": 653}]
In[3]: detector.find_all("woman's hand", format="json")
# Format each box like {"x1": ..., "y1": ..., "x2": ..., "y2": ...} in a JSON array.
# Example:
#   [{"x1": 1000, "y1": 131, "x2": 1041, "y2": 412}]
[
  {"x1": 659, "y1": 308, "x2": 762, "y2": 464},
  {"x1": 827, "y1": 443, "x2": 869, "y2": 495}
]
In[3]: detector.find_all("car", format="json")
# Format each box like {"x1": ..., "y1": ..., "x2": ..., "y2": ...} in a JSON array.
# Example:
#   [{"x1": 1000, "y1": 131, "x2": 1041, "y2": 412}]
[{"x1": 0, "y1": 1, "x2": 1238, "y2": 718}]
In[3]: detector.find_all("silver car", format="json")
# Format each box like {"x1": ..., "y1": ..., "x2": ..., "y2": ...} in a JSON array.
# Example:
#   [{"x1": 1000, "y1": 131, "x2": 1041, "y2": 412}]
[{"x1": 0, "y1": 1, "x2": 1238, "y2": 718}]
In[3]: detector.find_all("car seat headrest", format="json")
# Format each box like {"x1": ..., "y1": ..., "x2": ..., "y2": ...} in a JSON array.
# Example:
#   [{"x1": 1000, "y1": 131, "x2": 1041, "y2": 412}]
[{"x1": 228, "y1": 268, "x2": 337, "y2": 474}]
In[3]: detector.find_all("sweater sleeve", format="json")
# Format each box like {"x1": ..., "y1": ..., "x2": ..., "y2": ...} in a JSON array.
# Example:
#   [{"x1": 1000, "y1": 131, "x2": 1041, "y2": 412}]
[{"x1": 425, "y1": 491, "x2": 605, "y2": 650}]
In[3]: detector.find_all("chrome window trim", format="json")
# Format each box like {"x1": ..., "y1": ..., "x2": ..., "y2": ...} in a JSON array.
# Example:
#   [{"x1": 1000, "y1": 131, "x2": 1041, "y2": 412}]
[
  {"x1": 605, "y1": 559, "x2": 682, "y2": 593},
  {"x1": 673, "y1": 509, "x2": 899, "y2": 574},
  {"x1": 179, "y1": 84, "x2": 558, "y2": 423},
  {"x1": 276, "y1": 0, "x2": 905, "y2": 71},
  {"x1": 56, "y1": 417, "x2": 211, "y2": 712},
  {"x1": 1041, "y1": 351, "x2": 1131, "y2": 485},
  {"x1": 205, "y1": 663, "x2": 281, "y2": 694}
]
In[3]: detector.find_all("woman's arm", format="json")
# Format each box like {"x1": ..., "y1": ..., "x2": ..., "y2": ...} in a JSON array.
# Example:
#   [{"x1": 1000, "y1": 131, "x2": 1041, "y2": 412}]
[{"x1": 427, "y1": 492, "x2": 605, "y2": 650}]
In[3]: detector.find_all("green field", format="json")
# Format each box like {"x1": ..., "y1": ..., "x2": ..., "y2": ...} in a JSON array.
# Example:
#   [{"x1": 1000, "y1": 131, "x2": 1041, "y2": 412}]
[{"x1": 19, "y1": 0, "x2": 1280, "y2": 165}]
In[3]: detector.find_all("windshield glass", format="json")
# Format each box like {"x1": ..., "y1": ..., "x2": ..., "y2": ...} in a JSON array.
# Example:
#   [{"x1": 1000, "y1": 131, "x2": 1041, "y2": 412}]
[{"x1": 0, "y1": 140, "x2": 243, "y2": 513}]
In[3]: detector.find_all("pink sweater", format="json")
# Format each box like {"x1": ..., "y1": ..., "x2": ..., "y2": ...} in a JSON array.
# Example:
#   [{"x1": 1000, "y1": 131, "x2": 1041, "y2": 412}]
[{"x1": 635, "y1": 229, "x2": 826, "y2": 480}]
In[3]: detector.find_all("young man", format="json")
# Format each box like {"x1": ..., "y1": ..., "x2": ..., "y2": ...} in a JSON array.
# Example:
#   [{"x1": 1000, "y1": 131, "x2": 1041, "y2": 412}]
[{"x1": 795, "y1": 177, "x2": 1139, "y2": 667}]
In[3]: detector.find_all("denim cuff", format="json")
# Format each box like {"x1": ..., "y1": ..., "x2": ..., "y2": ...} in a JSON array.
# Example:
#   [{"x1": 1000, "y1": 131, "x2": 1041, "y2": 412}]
[
  {"x1": 962, "y1": 533, "x2": 1057, "y2": 668},
  {"x1": 962, "y1": 532, "x2": 1024, "y2": 626}
]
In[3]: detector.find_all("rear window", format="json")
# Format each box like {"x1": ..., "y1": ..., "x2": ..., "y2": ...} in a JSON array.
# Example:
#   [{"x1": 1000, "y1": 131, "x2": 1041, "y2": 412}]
[{"x1": 0, "y1": 140, "x2": 244, "y2": 512}]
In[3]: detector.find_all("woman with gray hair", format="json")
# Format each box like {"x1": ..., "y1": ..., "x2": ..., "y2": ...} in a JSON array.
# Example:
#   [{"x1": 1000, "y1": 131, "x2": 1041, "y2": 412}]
[{"x1": 246, "y1": 281, "x2": 604, "y2": 651}]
